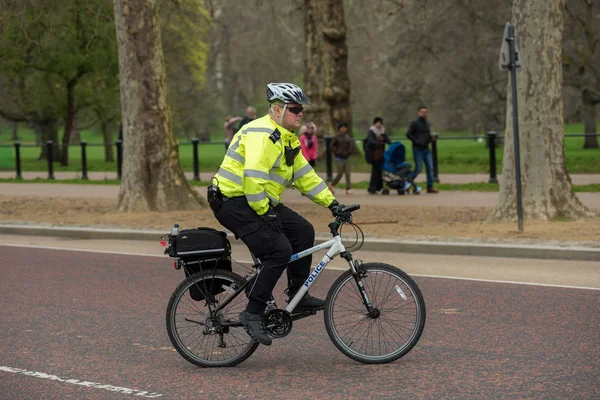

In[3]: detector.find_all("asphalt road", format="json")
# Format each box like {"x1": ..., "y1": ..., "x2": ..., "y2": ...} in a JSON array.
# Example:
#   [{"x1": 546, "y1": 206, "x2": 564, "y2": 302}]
[{"x1": 1, "y1": 245, "x2": 598, "y2": 399}]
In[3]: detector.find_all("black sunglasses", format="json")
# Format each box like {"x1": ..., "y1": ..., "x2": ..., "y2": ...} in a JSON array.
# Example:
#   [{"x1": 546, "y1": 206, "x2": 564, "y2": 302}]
[{"x1": 286, "y1": 106, "x2": 304, "y2": 115}]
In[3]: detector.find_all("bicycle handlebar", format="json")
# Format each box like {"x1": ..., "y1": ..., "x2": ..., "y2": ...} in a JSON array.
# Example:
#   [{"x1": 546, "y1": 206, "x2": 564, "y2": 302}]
[
  {"x1": 330, "y1": 204, "x2": 360, "y2": 236},
  {"x1": 341, "y1": 204, "x2": 360, "y2": 213}
]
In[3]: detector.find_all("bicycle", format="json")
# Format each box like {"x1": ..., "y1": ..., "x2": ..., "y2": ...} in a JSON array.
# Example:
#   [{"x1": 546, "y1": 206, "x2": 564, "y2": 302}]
[{"x1": 164, "y1": 204, "x2": 426, "y2": 367}]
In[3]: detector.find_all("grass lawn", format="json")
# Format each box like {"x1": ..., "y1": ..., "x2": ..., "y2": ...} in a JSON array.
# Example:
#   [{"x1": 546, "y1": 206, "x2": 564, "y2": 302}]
[
  {"x1": 0, "y1": 123, "x2": 598, "y2": 174},
  {"x1": 0, "y1": 146, "x2": 13, "y2": 169}
]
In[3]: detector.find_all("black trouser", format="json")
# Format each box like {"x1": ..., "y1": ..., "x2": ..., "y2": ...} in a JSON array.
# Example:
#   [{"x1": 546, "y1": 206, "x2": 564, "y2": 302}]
[
  {"x1": 213, "y1": 196, "x2": 315, "y2": 314},
  {"x1": 368, "y1": 159, "x2": 383, "y2": 192}
]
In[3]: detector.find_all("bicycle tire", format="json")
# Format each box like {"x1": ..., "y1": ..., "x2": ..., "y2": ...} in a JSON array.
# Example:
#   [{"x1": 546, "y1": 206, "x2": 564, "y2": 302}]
[
  {"x1": 324, "y1": 262, "x2": 426, "y2": 364},
  {"x1": 166, "y1": 270, "x2": 259, "y2": 367}
]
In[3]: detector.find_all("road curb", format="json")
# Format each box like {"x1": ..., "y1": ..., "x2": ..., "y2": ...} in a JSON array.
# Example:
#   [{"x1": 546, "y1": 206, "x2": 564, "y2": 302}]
[{"x1": 1, "y1": 224, "x2": 598, "y2": 262}]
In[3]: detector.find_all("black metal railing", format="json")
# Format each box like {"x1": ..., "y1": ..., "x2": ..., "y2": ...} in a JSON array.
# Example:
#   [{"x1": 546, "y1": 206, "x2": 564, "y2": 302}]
[
  {"x1": 46, "y1": 141, "x2": 55, "y2": 180},
  {"x1": 192, "y1": 138, "x2": 200, "y2": 181},
  {"x1": 1, "y1": 133, "x2": 598, "y2": 182}
]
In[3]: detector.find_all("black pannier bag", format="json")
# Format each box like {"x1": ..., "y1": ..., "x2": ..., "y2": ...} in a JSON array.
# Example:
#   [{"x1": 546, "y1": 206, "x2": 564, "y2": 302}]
[
  {"x1": 184, "y1": 258, "x2": 232, "y2": 302},
  {"x1": 167, "y1": 227, "x2": 233, "y2": 301},
  {"x1": 173, "y1": 227, "x2": 231, "y2": 259}
]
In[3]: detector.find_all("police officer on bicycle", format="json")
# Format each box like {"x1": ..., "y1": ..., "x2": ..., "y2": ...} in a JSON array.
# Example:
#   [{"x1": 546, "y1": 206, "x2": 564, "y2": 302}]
[{"x1": 209, "y1": 83, "x2": 345, "y2": 346}]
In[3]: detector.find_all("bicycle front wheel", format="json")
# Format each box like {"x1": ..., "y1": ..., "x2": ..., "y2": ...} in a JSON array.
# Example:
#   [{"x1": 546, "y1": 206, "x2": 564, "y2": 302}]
[
  {"x1": 166, "y1": 270, "x2": 258, "y2": 367},
  {"x1": 324, "y1": 263, "x2": 426, "y2": 364}
]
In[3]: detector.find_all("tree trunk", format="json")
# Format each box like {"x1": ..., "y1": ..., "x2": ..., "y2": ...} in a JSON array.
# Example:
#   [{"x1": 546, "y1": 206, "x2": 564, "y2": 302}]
[
  {"x1": 59, "y1": 79, "x2": 78, "y2": 166},
  {"x1": 113, "y1": 0, "x2": 206, "y2": 211},
  {"x1": 34, "y1": 121, "x2": 41, "y2": 145},
  {"x1": 11, "y1": 121, "x2": 18, "y2": 141},
  {"x1": 211, "y1": 0, "x2": 224, "y2": 93},
  {"x1": 69, "y1": 114, "x2": 81, "y2": 145},
  {"x1": 101, "y1": 120, "x2": 114, "y2": 162},
  {"x1": 303, "y1": 0, "x2": 352, "y2": 138},
  {"x1": 582, "y1": 94, "x2": 598, "y2": 149},
  {"x1": 36, "y1": 119, "x2": 60, "y2": 161},
  {"x1": 491, "y1": 0, "x2": 594, "y2": 221}
]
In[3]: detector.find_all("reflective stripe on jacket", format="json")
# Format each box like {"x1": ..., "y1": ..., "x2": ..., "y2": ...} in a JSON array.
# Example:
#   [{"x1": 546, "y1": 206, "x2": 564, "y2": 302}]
[{"x1": 215, "y1": 115, "x2": 335, "y2": 215}]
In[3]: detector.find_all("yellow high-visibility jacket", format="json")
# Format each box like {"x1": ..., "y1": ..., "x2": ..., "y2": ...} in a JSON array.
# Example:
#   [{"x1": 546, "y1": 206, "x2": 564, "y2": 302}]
[{"x1": 215, "y1": 115, "x2": 335, "y2": 215}]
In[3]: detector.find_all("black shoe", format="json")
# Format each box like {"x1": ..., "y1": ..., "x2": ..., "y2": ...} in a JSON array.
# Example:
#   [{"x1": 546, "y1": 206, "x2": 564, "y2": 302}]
[
  {"x1": 239, "y1": 311, "x2": 272, "y2": 346},
  {"x1": 286, "y1": 289, "x2": 326, "y2": 311}
]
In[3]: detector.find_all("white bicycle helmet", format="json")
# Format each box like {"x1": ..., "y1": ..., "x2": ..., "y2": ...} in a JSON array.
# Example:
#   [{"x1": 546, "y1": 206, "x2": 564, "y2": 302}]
[{"x1": 267, "y1": 83, "x2": 311, "y2": 105}]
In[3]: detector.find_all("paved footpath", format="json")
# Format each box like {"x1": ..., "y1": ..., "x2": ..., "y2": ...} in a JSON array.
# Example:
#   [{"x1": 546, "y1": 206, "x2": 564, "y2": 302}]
[
  {"x1": 1, "y1": 181, "x2": 599, "y2": 210},
  {"x1": 1, "y1": 171, "x2": 599, "y2": 185},
  {"x1": 1, "y1": 173, "x2": 599, "y2": 260}
]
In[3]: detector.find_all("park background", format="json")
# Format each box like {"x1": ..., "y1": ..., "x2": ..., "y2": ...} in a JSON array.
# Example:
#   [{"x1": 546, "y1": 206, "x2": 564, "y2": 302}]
[{"x1": 0, "y1": 0, "x2": 598, "y2": 180}]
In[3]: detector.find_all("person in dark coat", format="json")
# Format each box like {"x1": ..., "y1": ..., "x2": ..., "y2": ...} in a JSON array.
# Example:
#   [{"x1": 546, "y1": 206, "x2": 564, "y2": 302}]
[
  {"x1": 329, "y1": 122, "x2": 355, "y2": 195},
  {"x1": 234, "y1": 106, "x2": 257, "y2": 133},
  {"x1": 406, "y1": 106, "x2": 438, "y2": 193},
  {"x1": 366, "y1": 117, "x2": 391, "y2": 194}
]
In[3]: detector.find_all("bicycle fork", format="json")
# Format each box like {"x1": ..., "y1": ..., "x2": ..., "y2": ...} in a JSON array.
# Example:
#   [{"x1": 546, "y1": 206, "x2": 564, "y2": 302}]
[{"x1": 347, "y1": 256, "x2": 379, "y2": 318}]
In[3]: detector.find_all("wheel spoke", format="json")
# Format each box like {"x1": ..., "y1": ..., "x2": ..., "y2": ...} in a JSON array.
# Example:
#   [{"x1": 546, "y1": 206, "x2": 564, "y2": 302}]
[
  {"x1": 332, "y1": 298, "x2": 364, "y2": 312},
  {"x1": 338, "y1": 282, "x2": 364, "y2": 305},
  {"x1": 338, "y1": 314, "x2": 369, "y2": 342},
  {"x1": 374, "y1": 275, "x2": 399, "y2": 310},
  {"x1": 373, "y1": 319, "x2": 402, "y2": 350}
]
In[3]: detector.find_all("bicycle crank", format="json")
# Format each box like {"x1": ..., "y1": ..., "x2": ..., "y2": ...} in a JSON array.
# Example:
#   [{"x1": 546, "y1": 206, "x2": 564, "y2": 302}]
[{"x1": 264, "y1": 309, "x2": 293, "y2": 338}]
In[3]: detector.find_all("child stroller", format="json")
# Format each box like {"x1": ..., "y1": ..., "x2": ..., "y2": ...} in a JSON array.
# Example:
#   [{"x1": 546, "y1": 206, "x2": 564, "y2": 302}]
[{"x1": 382, "y1": 142, "x2": 421, "y2": 195}]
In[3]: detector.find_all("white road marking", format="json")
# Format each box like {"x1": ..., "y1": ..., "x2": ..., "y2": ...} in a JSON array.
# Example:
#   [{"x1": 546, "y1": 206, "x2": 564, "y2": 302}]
[
  {"x1": 1, "y1": 243, "x2": 599, "y2": 291},
  {"x1": 0, "y1": 243, "x2": 166, "y2": 258},
  {"x1": 411, "y1": 273, "x2": 600, "y2": 291},
  {"x1": 0, "y1": 366, "x2": 163, "y2": 397}
]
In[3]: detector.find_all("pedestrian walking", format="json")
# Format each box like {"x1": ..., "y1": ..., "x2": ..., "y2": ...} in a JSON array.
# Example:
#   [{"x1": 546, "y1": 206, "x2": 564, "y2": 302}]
[
  {"x1": 406, "y1": 106, "x2": 438, "y2": 193},
  {"x1": 329, "y1": 122, "x2": 354, "y2": 195}
]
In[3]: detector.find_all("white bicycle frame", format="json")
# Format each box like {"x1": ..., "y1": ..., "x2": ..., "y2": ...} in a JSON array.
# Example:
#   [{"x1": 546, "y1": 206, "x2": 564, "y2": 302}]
[{"x1": 283, "y1": 235, "x2": 354, "y2": 313}]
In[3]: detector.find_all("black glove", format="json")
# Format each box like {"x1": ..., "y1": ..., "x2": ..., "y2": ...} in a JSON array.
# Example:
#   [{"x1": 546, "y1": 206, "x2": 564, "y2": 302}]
[
  {"x1": 260, "y1": 208, "x2": 283, "y2": 233},
  {"x1": 328, "y1": 200, "x2": 345, "y2": 217}
]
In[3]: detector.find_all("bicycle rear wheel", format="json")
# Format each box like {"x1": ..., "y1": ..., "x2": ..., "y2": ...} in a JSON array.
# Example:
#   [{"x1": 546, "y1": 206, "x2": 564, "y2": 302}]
[
  {"x1": 324, "y1": 262, "x2": 426, "y2": 364},
  {"x1": 166, "y1": 270, "x2": 258, "y2": 367}
]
